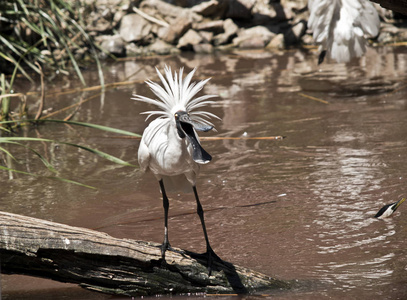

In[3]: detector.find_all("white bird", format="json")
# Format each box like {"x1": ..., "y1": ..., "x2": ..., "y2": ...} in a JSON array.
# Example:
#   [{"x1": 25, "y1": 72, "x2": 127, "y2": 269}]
[
  {"x1": 308, "y1": 0, "x2": 380, "y2": 64},
  {"x1": 132, "y1": 65, "x2": 221, "y2": 274},
  {"x1": 374, "y1": 198, "x2": 405, "y2": 219}
]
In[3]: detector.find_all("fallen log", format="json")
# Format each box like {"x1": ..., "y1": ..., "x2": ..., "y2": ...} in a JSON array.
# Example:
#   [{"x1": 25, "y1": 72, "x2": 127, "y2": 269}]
[{"x1": 0, "y1": 211, "x2": 290, "y2": 297}]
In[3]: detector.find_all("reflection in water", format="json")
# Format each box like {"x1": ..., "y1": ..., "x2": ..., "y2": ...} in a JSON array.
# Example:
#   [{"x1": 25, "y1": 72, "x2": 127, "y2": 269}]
[
  {"x1": 2, "y1": 46, "x2": 407, "y2": 299},
  {"x1": 308, "y1": 124, "x2": 403, "y2": 292}
]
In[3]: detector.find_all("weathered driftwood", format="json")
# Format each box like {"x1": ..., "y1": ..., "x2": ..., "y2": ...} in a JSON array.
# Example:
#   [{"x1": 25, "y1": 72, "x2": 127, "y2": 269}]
[{"x1": 0, "y1": 211, "x2": 289, "y2": 297}]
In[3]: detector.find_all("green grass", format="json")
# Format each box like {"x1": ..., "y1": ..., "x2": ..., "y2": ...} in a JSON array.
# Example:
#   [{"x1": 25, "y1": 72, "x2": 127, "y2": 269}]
[
  {"x1": 0, "y1": 1, "x2": 139, "y2": 189},
  {"x1": 0, "y1": 120, "x2": 140, "y2": 189},
  {"x1": 0, "y1": 0, "x2": 105, "y2": 86}
]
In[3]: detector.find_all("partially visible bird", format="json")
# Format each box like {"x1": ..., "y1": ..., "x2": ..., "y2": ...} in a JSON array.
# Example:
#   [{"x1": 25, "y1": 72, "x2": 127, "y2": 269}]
[
  {"x1": 307, "y1": 0, "x2": 380, "y2": 64},
  {"x1": 132, "y1": 65, "x2": 221, "y2": 274},
  {"x1": 374, "y1": 198, "x2": 406, "y2": 219}
]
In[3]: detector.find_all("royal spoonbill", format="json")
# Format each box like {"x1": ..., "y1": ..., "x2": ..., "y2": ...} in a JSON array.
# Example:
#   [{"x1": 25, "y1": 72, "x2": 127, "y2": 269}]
[
  {"x1": 374, "y1": 198, "x2": 405, "y2": 219},
  {"x1": 133, "y1": 65, "x2": 221, "y2": 274},
  {"x1": 308, "y1": 0, "x2": 380, "y2": 64}
]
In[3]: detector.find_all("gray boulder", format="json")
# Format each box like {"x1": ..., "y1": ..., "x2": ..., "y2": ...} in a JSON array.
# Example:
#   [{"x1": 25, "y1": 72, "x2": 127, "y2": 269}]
[
  {"x1": 98, "y1": 34, "x2": 125, "y2": 56},
  {"x1": 119, "y1": 14, "x2": 152, "y2": 43},
  {"x1": 233, "y1": 26, "x2": 275, "y2": 48},
  {"x1": 177, "y1": 29, "x2": 203, "y2": 49}
]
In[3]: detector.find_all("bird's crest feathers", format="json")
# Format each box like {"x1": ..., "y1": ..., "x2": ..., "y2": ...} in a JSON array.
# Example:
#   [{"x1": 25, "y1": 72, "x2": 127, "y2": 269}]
[{"x1": 132, "y1": 65, "x2": 220, "y2": 129}]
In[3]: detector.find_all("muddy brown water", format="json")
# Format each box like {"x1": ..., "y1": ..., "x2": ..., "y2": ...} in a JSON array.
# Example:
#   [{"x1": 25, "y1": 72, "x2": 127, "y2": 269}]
[{"x1": 1, "y1": 47, "x2": 407, "y2": 299}]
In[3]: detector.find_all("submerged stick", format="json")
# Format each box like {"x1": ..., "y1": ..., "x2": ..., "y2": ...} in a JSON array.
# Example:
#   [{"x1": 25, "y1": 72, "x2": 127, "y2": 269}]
[
  {"x1": 34, "y1": 62, "x2": 45, "y2": 120},
  {"x1": 107, "y1": 136, "x2": 285, "y2": 141},
  {"x1": 298, "y1": 93, "x2": 329, "y2": 104},
  {"x1": 0, "y1": 211, "x2": 290, "y2": 297}
]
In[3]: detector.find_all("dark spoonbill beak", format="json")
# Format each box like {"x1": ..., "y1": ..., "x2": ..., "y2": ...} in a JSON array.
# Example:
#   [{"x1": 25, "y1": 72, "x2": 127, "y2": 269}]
[{"x1": 175, "y1": 111, "x2": 212, "y2": 164}]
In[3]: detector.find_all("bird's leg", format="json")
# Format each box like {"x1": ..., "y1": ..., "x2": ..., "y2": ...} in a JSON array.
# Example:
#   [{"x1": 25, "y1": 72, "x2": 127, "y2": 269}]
[
  {"x1": 193, "y1": 185, "x2": 222, "y2": 275},
  {"x1": 158, "y1": 179, "x2": 184, "y2": 260},
  {"x1": 159, "y1": 179, "x2": 170, "y2": 259}
]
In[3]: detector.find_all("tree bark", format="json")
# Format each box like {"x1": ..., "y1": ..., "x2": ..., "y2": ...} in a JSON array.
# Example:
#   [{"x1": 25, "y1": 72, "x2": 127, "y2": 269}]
[{"x1": 0, "y1": 211, "x2": 290, "y2": 297}]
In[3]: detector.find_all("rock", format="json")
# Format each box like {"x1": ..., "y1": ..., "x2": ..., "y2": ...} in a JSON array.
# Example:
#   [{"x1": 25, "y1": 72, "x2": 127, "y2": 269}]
[
  {"x1": 148, "y1": 39, "x2": 175, "y2": 55},
  {"x1": 213, "y1": 18, "x2": 238, "y2": 46},
  {"x1": 199, "y1": 31, "x2": 214, "y2": 43},
  {"x1": 292, "y1": 20, "x2": 306, "y2": 39},
  {"x1": 141, "y1": 0, "x2": 202, "y2": 21},
  {"x1": 266, "y1": 33, "x2": 285, "y2": 50},
  {"x1": 233, "y1": 26, "x2": 275, "y2": 48},
  {"x1": 284, "y1": 20, "x2": 306, "y2": 45},
  {"x1": 157, "y1": 14, "x2": 192, "y2": 44},
  {"x1": 191, "y1": 0, "x2": 219, "y2": 16},
  {"x1": 119, "y1": 13, "x2": 152, "y2": 43},
  {"x1": 193, "y1": 20, "x2": 224, "y2": 34},
  {"x1": 87, "y1": 18, "x2": 112, "y2": 33},
  {"x1": 125, "y1": 43, "x2": 147, "y2": 56},
  {"x1": 301, "y1": 34, "x2": 314, "y2": 45},
  {"x1": 226, "y1": 0, "x2": 255, "y2": 19},
  {"x1": 113, "y1": 10, "x2": 126, "y2": 27},
  {"x1": 99, "y1": 34, "x2": 126, "y2": 56},
  {"x1": 239, "y1": 36, "x2": 267, "y2": 49},
  {"x1": 252, "y1": 0, "x2": 277, "y2": 24},
  {"x1": 193, "y1": 43, "x2": 213, "y2": 53},
  {"x1": 177, "y1": 29, "x2": 203, "y2": 49}
]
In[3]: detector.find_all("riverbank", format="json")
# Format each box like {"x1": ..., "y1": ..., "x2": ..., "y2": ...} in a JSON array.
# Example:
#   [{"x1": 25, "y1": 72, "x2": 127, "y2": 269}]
[{"x1": 86, "y1": 0, "x2": 407, "y2": 58}]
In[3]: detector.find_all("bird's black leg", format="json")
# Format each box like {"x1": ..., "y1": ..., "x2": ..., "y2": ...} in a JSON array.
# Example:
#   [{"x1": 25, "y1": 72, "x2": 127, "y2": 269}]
[
  {"x1": 159, "y1": 179, "x2": 170, "y2": 259},
  {"x1": 193, "y1": 185, "x2": 222, "y2": 275},
  {"x1": 158, "y1": 179, "x2": 184, "y2": 260}
]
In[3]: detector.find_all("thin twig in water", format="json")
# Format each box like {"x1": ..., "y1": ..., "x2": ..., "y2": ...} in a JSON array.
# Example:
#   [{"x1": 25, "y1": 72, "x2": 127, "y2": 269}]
[
  {"x1": 298, "y1": 92, "x2": 329, "y2": 104},
  {"x1": 64, "y1": 105, "x2": 81, "y2": 121},
  {"x1": 0, "y1": 93, "x2": 25, "y2": 100},
  {"x1": 389, "y1": 82, "x2": 407, "y2": 94},
  {"x1": 35, "y1": 62, "x2": 45, "y2": 120},
  {"x1": 40, "y1": 92, "x2": 102, "y2": 120},
  {"x1": 106, "y1": 136, "x2": 285, "y2": 141}
]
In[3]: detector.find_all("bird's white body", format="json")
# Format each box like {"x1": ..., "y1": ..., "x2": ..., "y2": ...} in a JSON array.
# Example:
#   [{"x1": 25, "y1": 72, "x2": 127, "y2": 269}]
[
  {"x1": 134, "y1": 66, "x2": 218, "y2": 185},
  {"x1": 138, "y1": 117, "x2": 199, "y2": 185},
  {"x1": 376, "y1": 207, "x2": 393, "y2": 219},
  {"x1": 375, "y1": 198, "x2": 405, "y2": 219},
  {"x1": 308, "y1": 0, "x2": 380, "y2": 63}
]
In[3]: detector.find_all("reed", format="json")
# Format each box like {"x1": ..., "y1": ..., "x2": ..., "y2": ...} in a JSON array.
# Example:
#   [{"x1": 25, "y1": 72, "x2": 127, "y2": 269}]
[{"x1": 0, "y1": 0, "x2": 105, "y2": 86}]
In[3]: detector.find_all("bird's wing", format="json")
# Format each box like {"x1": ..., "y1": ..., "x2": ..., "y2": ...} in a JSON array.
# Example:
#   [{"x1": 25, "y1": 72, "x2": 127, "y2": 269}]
[
  {"x1": 358, "y1": 0, "x2": 380, "y2": 37},
  {"x1": 374, "y1": 204, "x2": 390, "y2": 218},
  {"x1": 308, "y1": 0, "x2": 337, "y2": 46},
  {"x1": 308, "y1": 0, "x2": 380, "y2": 63},
  {"x1": 138, "y1": 118, "x2": 169, "y2": 172},
  {"x1": 138, "y1": 137, "x2": 151, "y2": 173},
  {"x1": 329, "y1": 4, "x2": 366, "y2": 63}
]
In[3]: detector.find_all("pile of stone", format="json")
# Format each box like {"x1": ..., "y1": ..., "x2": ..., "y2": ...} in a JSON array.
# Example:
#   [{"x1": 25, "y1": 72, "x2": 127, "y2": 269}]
[
  {"x1": 85, "y1": 0, "x2": 407, "y2": 58},
  {"x1": 88, "y1": 0, "x2": 309, "y2": 57}
]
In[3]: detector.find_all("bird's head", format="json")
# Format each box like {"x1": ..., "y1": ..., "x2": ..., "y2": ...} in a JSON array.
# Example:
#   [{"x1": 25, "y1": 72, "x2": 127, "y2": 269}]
[
  {"x1": 174, "y1": 110, "x2": 212, "y2": 164},
  {"x1": 174, "y1": 111, "x2": 213, "y2": 138}
]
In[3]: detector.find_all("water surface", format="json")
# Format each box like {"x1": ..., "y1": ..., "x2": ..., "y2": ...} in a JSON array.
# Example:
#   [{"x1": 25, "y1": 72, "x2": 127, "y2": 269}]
[{"x1": 2, "y1": 46, "x2": 407, "y2": 299}]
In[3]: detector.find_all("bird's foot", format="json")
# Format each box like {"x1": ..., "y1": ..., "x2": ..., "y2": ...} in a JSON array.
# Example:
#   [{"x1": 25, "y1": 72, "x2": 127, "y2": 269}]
[
  {"x1": 189, "y1": 247, "x2": 224, "y2": 276},
  {"x1": 206, "y1": 247, "x2": 224, "y2": 276},
  {"x1": 160, "y1": 242, "x2": 185, "y2": 259}
]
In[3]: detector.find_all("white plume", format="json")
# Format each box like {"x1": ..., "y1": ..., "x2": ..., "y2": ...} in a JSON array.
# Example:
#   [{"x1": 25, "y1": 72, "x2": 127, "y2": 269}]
[{"x1": 132, "y1": 65, "x2": 220, "y2": 128}]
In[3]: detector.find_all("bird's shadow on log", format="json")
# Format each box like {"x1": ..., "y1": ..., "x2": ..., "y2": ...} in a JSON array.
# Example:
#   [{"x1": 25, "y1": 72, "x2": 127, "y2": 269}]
[{"x1": 184, "y1": 250, "x2": 248, "y2": 294}]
